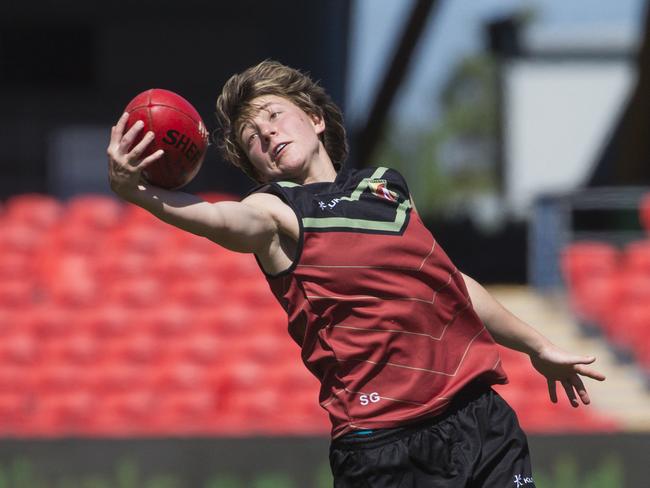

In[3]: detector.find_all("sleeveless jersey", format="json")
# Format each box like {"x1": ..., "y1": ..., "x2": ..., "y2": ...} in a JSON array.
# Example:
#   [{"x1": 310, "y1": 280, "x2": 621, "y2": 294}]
[{"x1": 254, "y1": 167, "x2": 508, "y2": 439}]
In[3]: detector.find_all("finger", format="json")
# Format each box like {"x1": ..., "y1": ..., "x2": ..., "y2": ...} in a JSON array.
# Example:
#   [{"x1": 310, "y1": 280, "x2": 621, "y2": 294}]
[
  {"x1": 127, "y1": 131, "x2": 156, "y2": 166},
  {"x1": 570, "y1": 375, "x2": 590, "y2": 405},
  {"x1": 574, "y1": 364, "x2": 606, "y2": 382},
  {"x1": 137, "y1": 149, "x2": 165, "y2": 170},
  {"x1": 561, "y1": 379, "x2": 579, "y2": 408},
  {"x1": 119, "y1": 119, "x2": 145, "y2": 152},
  {"x1": 547, "y1": 379, "x2": 557, "y2": 403},
  {"x1": 111, "y1": 112, "x2": 130, "y2": 145}
]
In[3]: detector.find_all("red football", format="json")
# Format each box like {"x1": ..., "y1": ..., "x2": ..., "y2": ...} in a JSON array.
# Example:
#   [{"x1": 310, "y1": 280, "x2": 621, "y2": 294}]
[{"x1": 124, "y1": 89, "x2": 209, "y2": 190}]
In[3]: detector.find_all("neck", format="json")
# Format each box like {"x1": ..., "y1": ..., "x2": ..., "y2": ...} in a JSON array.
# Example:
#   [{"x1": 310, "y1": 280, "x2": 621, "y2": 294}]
[{"x1": 290, "y1": 143, "x2": 337, "y2": 185}]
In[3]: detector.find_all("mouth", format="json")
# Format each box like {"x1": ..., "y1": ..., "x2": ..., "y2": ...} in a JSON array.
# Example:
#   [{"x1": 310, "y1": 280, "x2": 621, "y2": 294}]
[{"x1": 272, "y1": 142, "x2": 290, "y2": 160}]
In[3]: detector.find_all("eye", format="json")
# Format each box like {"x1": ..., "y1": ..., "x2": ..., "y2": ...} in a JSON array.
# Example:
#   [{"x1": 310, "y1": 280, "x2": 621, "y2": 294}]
[
  {"x1": 247, "y1": 132, "x2": 259, "y2": 146},
  {"x1": 270, "y1": 111, "x2": 280, "y2": 119}
]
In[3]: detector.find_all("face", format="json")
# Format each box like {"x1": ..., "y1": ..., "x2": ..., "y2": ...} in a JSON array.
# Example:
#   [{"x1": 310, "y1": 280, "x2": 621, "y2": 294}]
[{"x1": 238, "y1": 94, "x2": 326, "y2": 182}]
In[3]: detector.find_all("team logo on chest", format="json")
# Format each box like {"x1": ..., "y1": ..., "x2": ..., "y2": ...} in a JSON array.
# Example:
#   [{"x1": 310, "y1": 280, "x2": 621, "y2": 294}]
[{"x1": 368, "y1": 179, "x2": 398, "y2": 202}]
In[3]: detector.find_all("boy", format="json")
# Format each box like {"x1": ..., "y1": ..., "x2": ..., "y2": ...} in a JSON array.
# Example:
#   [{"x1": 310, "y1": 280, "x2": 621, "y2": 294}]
[{"x1": 107, "y1": 60, "x2": 605, "y2": 487}]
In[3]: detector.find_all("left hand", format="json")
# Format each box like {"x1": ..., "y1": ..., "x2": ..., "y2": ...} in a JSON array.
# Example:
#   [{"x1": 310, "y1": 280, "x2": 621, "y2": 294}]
[{"x1": 529, "y1": 343, "x2": 606, "y2": 407}]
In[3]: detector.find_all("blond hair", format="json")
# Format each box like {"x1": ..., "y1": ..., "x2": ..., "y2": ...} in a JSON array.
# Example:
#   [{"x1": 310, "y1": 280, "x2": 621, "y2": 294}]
[{"x1": 215, "y1": 60, "x2": 348, "y2": 182}]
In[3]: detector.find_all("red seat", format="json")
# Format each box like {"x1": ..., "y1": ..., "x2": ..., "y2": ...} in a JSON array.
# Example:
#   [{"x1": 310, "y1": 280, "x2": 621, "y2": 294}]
[
  {"x1": 173, "y1": 332, "x2": 223, "y2": 365},
  {"x1": 623, "y1": 240, "x2": 650, "y2": 276},
  {"x1": 64, "y1": 194, "x2": 123, "y2": 231},
  {"x1": 0, "y1": 251, "x2": 36, "y2": 280},
  {"x1": 33, "y1": 363, "x2": 91, "y2": 394},
  {"x1": 141, "y1": 304, "x2": 195, "y2": 337},
  {"x1": 153, "y1": 390, "x2": 220, "y2": 434},
  {"x1": 4, "y1": 194, "x2": 63, "y2": 230},
  {"x1": 567, "y1": 274, "x2": 621, "y2": 325},
  {"x1": 561, "y1": 241, "x2": 619, "y2": 289},
  {"x1": 0, "y1": 279, "x2": 38, "y2": 308},
  {"x1": 167, "y1": 276, "x2": 225, "y2": 307},
  {"x1": 45, "y1": 225, "x2": 108, "y2": 256},
  {"x1": 0, "y1": 393, "x2": 32, "y2": 435},
  {"x1": 0, "y1": 221, "x2": 44, "y2": 254},
  {"x1": 103, "y1": 333, "x2": 163, "y2": 366},
  {"x1": 153, "y1": 361, "x2": 210, "y2": 394},
  {"x1": 107, "y1": 225, "x2": 172, "y2": 256},
  {"x1": 93, "y1": 390, "x2": 159, "y2": 436},
  {"x1": 78, "y1": 304, "x2": 132, "y2": 338},
  {"x1": 33, "y1": 391, "x2": 96, "y2": 435},
  {"x1": 94, "y1": 251, "x2": 156, "y2": 282},
  {"x1": 105, "y1": 277, "x2": 165, "y2": 309},
  {"x1": 90, "y1": 362, "x2": 150, "y2": 394},
  {"x1": 0, "y1": 333, "x2": 40, "y2": 365},
  {"x1": 602, "y1": 302, "x2": 650, "y2": 351}
]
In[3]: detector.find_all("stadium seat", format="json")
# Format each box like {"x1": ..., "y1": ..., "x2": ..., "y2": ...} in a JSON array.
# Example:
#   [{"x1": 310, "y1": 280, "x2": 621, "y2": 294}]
[
  {"x1": 79, "y1": 304, "x2": 131, "y2": 338},
  {"x1": 33, "y1": 363, "x2": 90, "y2": 394},
  {"x1": 91, "y1": 362, "x2": 150, "y2": 394},
  {"x1": 107, "y1": 224, "x2": 172, "y2": 256},
  {"x1": 566, "y1": 274, "x2": 620, "y2": 326},
  {"x1": 153, "y1": 390, "x2": 220, "y2": 434},
  {"x1": 0, "y1": 221, "x2": 44, "y2": 254},
  {"x1": 602, "y1": 302, "x2": 650, "y2": 352},
  {"x1": 64, "y1": 194, "x2": 123, "y2": 231},
  {"x1": 167, "y1": 276, "x2": 226, "y2": 307},
  {"x1": 94, "y1": 251, "x2": 156, "y2": 282},
  {"x1": 3, "y1": 194, "x2": 63, "y2": 230},
  {"x1": 0, "y1": 333, "x2": 40, "y2": 365},
  {"x1": 92, "y1": 390, "x2": 157, "y2": 436},
  {"x1": 139, "y1": 303, "x2": 195, "y2": 337},
  {"x1": 105, "y1": 277, "x2": 164, "y2": 309},
  {"x1": 0, "y1": 251, "x2": 35, "y2": 280},
  {"x1": 623, "y1": 239, "x2": 650, "y2": 276},
  {"x1": 34, "y1": 391, "x2": 96, "y2": 435},
  {"x1": 173, "y1": 333, "x2": 223, "y2": 365},
  {"x1": 0, "y1": 365, "x2": 35, "y2": 394},
  {"x1": 103, "y1": 333, "x2": 163, "y2": 366},
  {"x1": 560, "y1": 241, "x2": 619, "y2": 288}
]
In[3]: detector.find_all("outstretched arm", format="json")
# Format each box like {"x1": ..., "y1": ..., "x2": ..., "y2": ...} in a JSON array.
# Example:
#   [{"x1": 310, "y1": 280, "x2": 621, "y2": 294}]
[
  {"x1": 107, "y1": 112, "x2": 284, "y2": 254},
  {"x1": 462, "y1": 272, "x2": 606, "y2": 407}
]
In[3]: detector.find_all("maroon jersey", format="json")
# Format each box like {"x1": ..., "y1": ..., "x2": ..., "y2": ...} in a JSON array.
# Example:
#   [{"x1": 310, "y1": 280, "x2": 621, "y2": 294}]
[{"x1": 255, "y1": 167, "x2": 507, "y2": 438}]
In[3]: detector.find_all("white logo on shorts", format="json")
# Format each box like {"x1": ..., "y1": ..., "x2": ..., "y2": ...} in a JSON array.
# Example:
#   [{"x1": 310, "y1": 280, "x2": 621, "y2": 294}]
[{"x1": 513, "y1": 474, "x2": 534, "y2": 487}]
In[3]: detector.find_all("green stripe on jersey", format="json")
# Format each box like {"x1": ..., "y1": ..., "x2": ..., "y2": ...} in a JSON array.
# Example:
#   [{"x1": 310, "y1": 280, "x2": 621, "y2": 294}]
[{"x1": 302, "y1": 168, "x2": 410, "y2": 232}]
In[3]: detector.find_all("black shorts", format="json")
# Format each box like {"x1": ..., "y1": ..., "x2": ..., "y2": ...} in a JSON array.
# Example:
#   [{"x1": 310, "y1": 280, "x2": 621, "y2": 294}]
[{"x1": 329, "y1": 383, "x2": 535, "y2": 488}]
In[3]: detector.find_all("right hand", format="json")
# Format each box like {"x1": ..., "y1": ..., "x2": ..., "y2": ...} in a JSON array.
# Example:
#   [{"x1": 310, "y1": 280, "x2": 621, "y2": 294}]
[{"x1": 107, "y1": 112, "x2": 164, "y2": 196}]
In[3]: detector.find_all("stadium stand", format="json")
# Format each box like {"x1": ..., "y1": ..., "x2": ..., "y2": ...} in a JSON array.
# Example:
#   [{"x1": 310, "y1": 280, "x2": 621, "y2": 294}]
[{"x1": 0, "y1": 193, "x2": 627, "y2": 437}]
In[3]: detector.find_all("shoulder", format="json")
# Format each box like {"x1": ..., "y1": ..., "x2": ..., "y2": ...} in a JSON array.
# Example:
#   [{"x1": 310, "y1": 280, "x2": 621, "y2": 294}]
[{"x1": 241, "y1": 189, "x2": 299, "y2": 240}]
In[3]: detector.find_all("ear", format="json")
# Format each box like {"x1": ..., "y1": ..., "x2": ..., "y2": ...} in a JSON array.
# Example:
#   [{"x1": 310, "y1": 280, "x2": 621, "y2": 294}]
[{"x1": 309, "y1": 112, "x2": 326, "y2": 136}]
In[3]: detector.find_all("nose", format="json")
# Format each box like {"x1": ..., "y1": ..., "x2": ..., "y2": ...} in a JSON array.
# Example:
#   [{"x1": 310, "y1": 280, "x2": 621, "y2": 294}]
[{"x1": 260, "y1": 122, "x2": 277, "y2": 140}]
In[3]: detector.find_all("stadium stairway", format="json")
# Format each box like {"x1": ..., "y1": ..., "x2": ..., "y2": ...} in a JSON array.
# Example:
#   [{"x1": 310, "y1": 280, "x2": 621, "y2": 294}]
[{"x1": 488, "y1": 285, "x2": 650, "y2": 432}]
